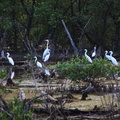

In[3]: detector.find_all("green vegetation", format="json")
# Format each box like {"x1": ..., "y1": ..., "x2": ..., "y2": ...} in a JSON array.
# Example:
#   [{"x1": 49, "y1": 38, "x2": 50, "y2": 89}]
[
  {"x1": 0, "y1": 0, "x2": 120, "y2": 53},
  {"x1": 56, "y1": 56, "x2": 120, "y2": 83},
  {"x1": 0, "y1": 97, "x2": 33, "y2": 120},
  {"x1": 0, "y1": 69, "x2": 7, "y2": 79}
]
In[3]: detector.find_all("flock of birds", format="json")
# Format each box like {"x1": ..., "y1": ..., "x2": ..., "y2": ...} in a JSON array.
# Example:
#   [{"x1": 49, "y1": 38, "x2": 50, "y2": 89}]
[
  {"x1": 5, "y1": 42, "x2": 118, "y2": 80},
  {"x1": 6, "y1": 40, "x2": 51, "y2": 79},
  {"x1": 84, "y1": 46, "x2": 118, "y2": 66},
  {"x1": 6, "y1": 40, "x2": 50, "y2": 67}
]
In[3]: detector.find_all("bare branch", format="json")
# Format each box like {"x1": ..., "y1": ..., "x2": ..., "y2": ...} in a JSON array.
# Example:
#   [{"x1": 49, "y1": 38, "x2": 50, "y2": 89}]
[
  {"x1": 79, "y1": 18, "x2": 91, "y2": 41},
  {"x1": 0, "y1": 108, "x2": 13, "y2": 119},
  {"x1": 61, "y1": 20, "x2": 79, "y2": 55}
]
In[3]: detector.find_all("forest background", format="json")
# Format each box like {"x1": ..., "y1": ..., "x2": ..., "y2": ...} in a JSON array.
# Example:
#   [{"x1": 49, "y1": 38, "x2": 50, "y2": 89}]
[{"x1": 0, "y1": 0, "x2": 120, "y2": 58}]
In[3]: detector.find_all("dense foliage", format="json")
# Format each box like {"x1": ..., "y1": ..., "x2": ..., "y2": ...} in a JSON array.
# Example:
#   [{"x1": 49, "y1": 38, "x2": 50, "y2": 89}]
[
  {"x1": 0, "y1": 97, "x2": 33, "y2": 120},
  {"x1": 0, "y1": 69, "x2": 7, "y2": 79},
  {"x1": 56, "y1": 56, "x2": 120, "y2": 83},
  {"x1": 0, "y1": 0, "x2": 120, "y2": 54}
]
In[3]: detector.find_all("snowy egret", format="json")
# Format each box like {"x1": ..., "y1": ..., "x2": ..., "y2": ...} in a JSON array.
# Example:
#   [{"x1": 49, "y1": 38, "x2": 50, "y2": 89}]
[
  {"x1": 92, "y1": 46, "x2": 96, "y2": 57},
  {"x1": 6, "y1": 52, "x2": 14, "y2": 65},
  {"x1": 84, "y1": 49, "x2": 92, "y2": 63},
  {"x1": 34, "y1": 56, "x2": 42, "y2": 68},
  {"x1": 42, "y1": 40, "x2": 50, "y2": 61},
  {"x1": 109, "y1": 51, "x2": 118, "y2": 66},
  {"x1": 43, "y1": 50, "x2": 50, "y2": 62},
  {"x1": 105, "y1": 51, "x2": 111, "y2": 60}
]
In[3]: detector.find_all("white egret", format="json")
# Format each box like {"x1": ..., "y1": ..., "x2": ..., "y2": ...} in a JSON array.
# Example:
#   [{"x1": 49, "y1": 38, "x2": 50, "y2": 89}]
[
  {"x1": 109, "y1": 51, "x2": 118, "y2": 66},
  {"x1": 105, "y1": 51, "x2": 111, "y2": 60},
  {"x1": 42, "y1": 40, "x2": 50, "y2": 61},
  {"x1": 11, "y1": 71, "x2": 15, "y2": 79},
  {"x1": 34, "y1": 56, "x2": 42, "y2": 68},
  {"x1": 84, "y1": 49, "x2": 92, "y2": 63},
  {"x1": 92, "y1": 46, "x2": 96, "y2": 57},
  {"x1": 6, "y1": 52, "x2": 14, "y2": 65},
  {"x1": 45, "y1": 69, "x2": 50, "y2": 76},
  {"x1": 43, "y1": 49, "x2": 50, "y2": 62}
]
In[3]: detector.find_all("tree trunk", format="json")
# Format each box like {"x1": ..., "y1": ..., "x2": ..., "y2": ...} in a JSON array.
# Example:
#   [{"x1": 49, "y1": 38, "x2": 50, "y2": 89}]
[{"x1": 61, "y1": 20, "x2": 79, "y2": 55}]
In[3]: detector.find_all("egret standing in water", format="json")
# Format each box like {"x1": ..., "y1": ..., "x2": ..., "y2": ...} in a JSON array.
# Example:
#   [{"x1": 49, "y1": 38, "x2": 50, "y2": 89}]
[
  {"x1": 109, "y1": 51, "x2": 118, "y2": 66},
  {"x1": 84, "y1": 49, "x2": 92, "y2": 63},
  {"x1": 6, "y1": 52, "x2": 14, "y2": 65},
  {"x1": 34, "y1": 56, "x2": 42, "y2": 68},
  {"x1": 42, "y1": 40, "x2": 50, "y2": 61},
  {"x1": 92, "y1": 46, "x2": 96, "y2": 57},
  {"x1": 105, "y1": 50, "x2": 111, "y2": 60}
]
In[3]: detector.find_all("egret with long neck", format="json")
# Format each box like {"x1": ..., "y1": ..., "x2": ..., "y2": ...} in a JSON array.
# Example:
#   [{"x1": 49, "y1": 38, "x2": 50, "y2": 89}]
[
  {"x1": 105, "y1": 51, "x2": 111, "y2": 60},
  {"x1": 109, "y1": 51, "x2": 118, "y2": 66},
  {"x1": 84, "y1": 49, "x2": 92, "y2": 63},
  {"x1": 42, "y1": 39, "x2": 50, "y2": 62},
  {"x1": 34, "y1": 56, "x2": 42, "y2": 68},
  {"x1": 6, "y1": 52, "x2": 14, "y2": 65}
]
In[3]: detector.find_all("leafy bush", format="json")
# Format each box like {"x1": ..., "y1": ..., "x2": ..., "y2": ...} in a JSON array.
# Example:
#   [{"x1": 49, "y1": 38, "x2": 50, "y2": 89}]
[
  {"x1": 56, "y1": 56, "x2": 120, "y2": 83},
  {"x1": 0, "y1": 97, "x2": 33, "y2": 120},
  {"x1": 0, "y1": 69, "x2": 7, "y2": 79}
]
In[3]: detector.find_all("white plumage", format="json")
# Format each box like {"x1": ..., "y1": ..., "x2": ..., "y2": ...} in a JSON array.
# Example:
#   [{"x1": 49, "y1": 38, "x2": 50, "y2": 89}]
[
  {"x1": 6, "y1": 52, "x2": 14, "y2": 65},
  {"x1": 43, "y1": 50, "x2": 50, "y2": 62},
  {"x1": 45, "y1": 69, "x2": 50, "y2": 76},
  {"x1": 11, "y1": 71, "x2": 15, "y2": 79},
  {"x1": 109, "y1": 51, "x2": 118, "y2": 66},
  {"x1": 92, "y1": 46, "x2": 96, "y2": 57},
  {"x1": 105, "y1": 51, "x2": 111, "y2": 60},
  {"x1": 34, "y1": 56, "x2": 42, "y2": 68},
  {"x1": 84, "y1": 49, "x2": 92, "y2": 63},
  {"x1": 42, "y1": 40, "x2": 50, "y2": 62}
]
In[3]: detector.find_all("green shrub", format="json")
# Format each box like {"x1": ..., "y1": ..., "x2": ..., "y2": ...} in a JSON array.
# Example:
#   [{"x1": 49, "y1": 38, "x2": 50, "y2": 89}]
[
  {"x1": 0, "y1": 69, "x2": 7, "y2": 79},
  {"x1": 56, "y1": 56, "x2": 120, "y2": 83},
  {"x1": 0, "y1": 97, "x2": 33, "y2": 120}
]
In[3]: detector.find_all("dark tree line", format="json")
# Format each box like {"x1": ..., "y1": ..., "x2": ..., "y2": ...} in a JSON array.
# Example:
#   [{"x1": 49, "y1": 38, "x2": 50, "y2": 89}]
[{"x1": 0, "y1": 0, "x2": 120, "y2": 57}]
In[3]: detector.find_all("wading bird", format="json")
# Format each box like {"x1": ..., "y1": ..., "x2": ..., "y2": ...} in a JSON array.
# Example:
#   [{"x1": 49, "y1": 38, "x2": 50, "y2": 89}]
[
  {"x1": 42, "y1": 40, "x2": 50, "y2": 62},
  {"x1": 43, "y1": 50, "x2": 50, "y2": 62},
  {"x1": 105, "y1": 51, "x2": 111, "y2": 60},
  {"x1": 11, "y1": 71, "x2": 15, "y2": 79},
  {"x1": 34, "y1": 56, "x2": 42, "y2": 68},
  {"x1": 6, "y1": 52, "x2": 14, "y2": 65},
  {"x1": 84, "y1": 49, "x2": 92, "y2": 63},
  {"x1": 45, "y1": 69, "x2": 50, "y2": 76},
  {"x1": 109, "y1": 51, "x2": 118, "y2": 66},
  {"x1": 92, "y1": 46, "x2": 96, "y2": 57}
]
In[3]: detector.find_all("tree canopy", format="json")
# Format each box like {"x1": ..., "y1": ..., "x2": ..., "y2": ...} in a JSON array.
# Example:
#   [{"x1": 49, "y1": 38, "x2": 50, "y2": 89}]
[{"x1": 0, "y1": 0, "x2": 120, "y2": 56}]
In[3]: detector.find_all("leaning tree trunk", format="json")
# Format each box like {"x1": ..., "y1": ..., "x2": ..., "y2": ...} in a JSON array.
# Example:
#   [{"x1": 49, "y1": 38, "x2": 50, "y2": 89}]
[{"x1": 61, "y1": 20, "x2": 79, "y2": 55}]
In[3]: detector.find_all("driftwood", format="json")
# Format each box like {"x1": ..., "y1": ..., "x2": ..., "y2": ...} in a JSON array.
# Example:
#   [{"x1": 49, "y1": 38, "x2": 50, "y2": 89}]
[
  {"x1": 81, "y1": 83, "x2": 94, "y2": 100},
  {"x1": 32, "y1": 106, "x2": 120, "y2": 120}
]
